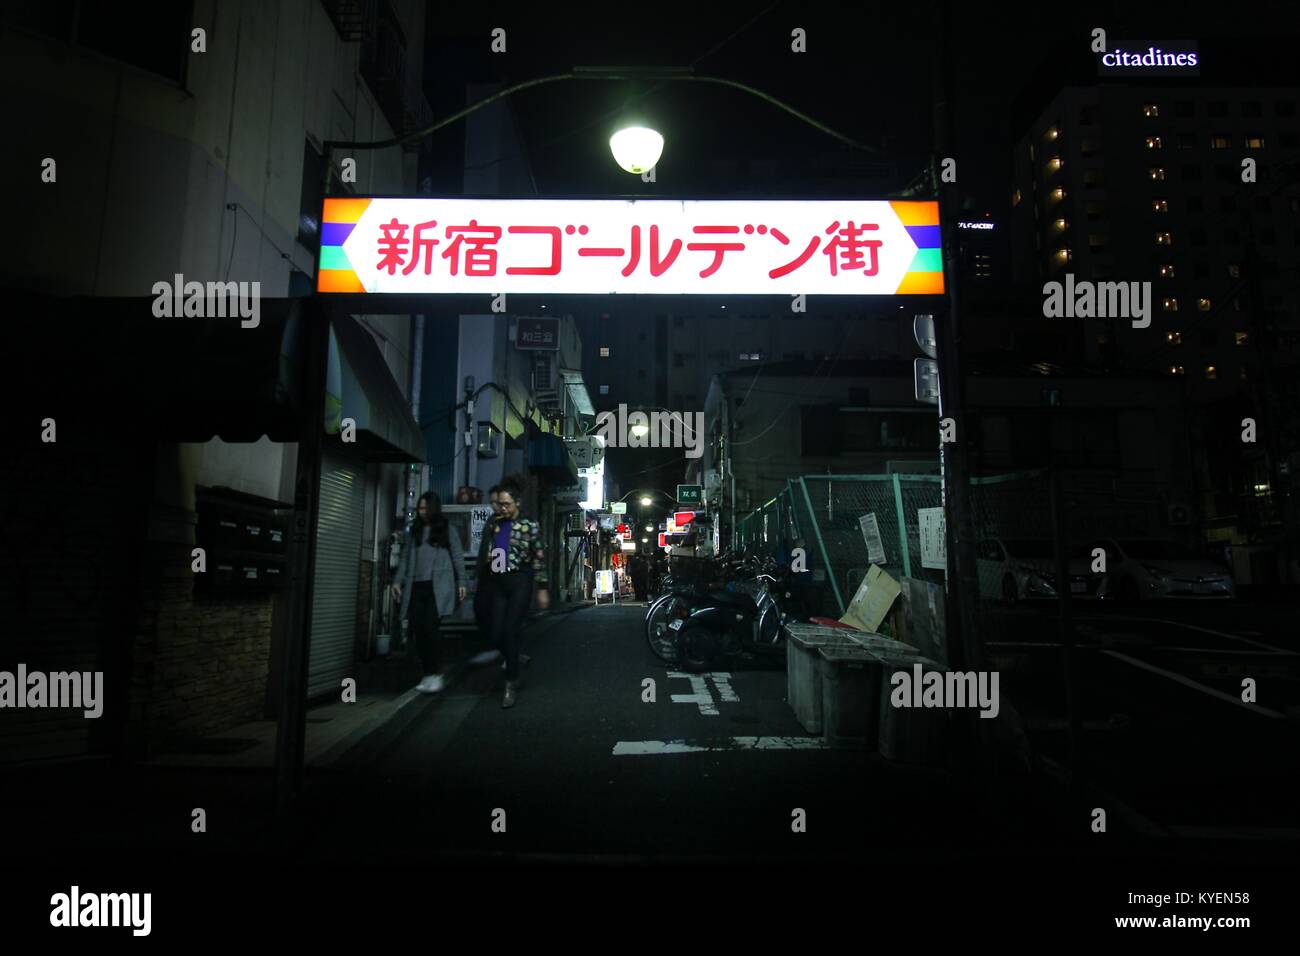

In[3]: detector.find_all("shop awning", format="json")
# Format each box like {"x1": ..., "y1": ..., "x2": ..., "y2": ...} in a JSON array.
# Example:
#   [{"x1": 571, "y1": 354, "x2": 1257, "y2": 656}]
[
  {"x1": 327, "y1": 314, "x2": 424, "y2": 462},
  {"x1": 527, "y1": 427, "x2": 580, "y2": 487}
]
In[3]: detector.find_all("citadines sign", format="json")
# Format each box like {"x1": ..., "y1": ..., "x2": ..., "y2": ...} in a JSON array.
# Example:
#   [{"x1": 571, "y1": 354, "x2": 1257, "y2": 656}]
[
  {"x1": 1097, "y1": 41, "x2": 1199, "y2": 77},
  {"x1": 317, "y1": 198, "x2": 944, "y2": 296}
]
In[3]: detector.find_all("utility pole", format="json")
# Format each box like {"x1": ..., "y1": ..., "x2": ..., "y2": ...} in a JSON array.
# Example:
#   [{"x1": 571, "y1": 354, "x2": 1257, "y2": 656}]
[{"x1": 931, "y1": 4, "x2": 985, "y2": 677}]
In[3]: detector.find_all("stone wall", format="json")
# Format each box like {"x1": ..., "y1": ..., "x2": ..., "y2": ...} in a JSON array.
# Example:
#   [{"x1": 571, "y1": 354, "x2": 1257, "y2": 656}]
[{"x1": 131, "y1": 540, "x2": 273, "y2": 752}]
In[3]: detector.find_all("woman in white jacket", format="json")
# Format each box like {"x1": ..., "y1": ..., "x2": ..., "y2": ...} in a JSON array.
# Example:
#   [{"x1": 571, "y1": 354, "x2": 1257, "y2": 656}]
[{"x1": 392, "y1": 492, "x2": 465, "y2": 693}]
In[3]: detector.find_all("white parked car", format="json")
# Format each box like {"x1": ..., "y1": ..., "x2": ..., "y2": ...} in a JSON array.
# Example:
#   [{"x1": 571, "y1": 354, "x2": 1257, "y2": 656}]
[
  {"x1": 1087, "y1": 538, "x2": 1236, "y2": 601},
  {"x1": 976, "y1": 538, "x2": 1103, "y2": 605}
]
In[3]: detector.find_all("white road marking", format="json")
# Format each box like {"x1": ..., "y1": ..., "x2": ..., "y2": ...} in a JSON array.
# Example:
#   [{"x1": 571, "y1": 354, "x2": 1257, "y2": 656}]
[
  {"x1": 1100, "y1": 649, "x2": 1288, "y2": 719},
  {"x1": 1077, "y1": 616, "x2": 1289, "y2": 654},
  {"x1": 666, "y1": 672, "x2": 718, "y2": 715},
  {"x1": 612, "y1": 736, "x2": 828, "y2": 756},
  {"x1": 706, "y1": 672, "x2": 739, "y2": 702}
]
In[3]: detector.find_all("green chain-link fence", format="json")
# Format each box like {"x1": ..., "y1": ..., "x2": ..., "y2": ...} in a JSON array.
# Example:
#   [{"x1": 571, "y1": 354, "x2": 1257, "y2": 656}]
[{"x1": 735, "y1": 474, "x2": 945, "y2": 615}]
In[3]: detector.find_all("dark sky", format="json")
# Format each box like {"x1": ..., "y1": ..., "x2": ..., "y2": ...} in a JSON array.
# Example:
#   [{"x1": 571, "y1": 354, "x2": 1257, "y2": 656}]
[{"x1": 424, "y1": 0, "x2": 1300, "y2": 208}]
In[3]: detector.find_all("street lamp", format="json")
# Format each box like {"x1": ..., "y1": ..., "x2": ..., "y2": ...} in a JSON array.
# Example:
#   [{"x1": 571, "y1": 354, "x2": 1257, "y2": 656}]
[
  {"x1": 610, "y1": 126, "x2": 663, "y2": 174},
  {"x1": 640, "y1": 496, "x2": 653, "y2": 507}
]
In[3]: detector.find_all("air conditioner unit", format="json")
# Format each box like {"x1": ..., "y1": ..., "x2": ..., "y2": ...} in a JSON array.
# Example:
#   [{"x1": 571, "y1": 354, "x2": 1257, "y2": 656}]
[{"x1": 1167, "y1": 502, "x2": 1193, "y2": 526}]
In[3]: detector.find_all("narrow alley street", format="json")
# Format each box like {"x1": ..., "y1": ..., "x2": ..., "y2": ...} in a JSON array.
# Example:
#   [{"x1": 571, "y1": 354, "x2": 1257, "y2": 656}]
[{"x1": 287, "y1": 603, "x2": 1057, "y2": 864}]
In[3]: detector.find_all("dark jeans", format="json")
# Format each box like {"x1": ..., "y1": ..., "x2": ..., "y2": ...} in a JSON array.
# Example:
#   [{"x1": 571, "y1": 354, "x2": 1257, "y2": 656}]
[
  {"x1": 490, "y1": 571, "x2": 533, "y2": 681},
  {"x1": 473, "y1": 574, "x2": 495, "y2": 642},
  {"x1": 408, "y1": 581, "x2": 442, "y2": 675}
]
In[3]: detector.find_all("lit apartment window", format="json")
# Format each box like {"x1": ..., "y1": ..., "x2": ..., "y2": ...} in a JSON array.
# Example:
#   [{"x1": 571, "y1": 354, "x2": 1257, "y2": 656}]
[
  {"x1": 1169, "y1": 365, "x2": 1185, "y2": 376},
  {"x1": 1205, "y1": 365, "x2": 1217, "y2": 380},
  {"x1": 1235, "y1": 331, "x2": 1249, "y2": 345},
  {"x1": 1152, "y1": 199, "x2": 1168, "y2": 213},
  {"x1": 1163, "y1": 298, "x2": 1179, "y2": 311},
  {"x1": 1143, "y1": 104, "x2": 1159, "y2": 118},
  {"x1": 1012, "y1": 188, "x2": 1021, "y2": 206},
  {"x1": 1145, "y1": 136, "x2": 1163, "y2": 149},
  {"x1": 1149, "y1": 167, "x2": 1166, "y2": 181},
  {"x1": 599, "y1": 346, "x2": 610, "y2": 357},
  {"x1": 1050, "y1": 187, "x2": 1066, "y2": 202},
  {"x1": 599, "y1": 385, "x2": 610, "y2": 395},
  {"x1": 1054, "y1": 248, "x2": 1072, "y2": 264},
  {"x1": 1049, "y1": 156, "x2": 1064, "y2": 171},
  {"x1": 1155, "y1": 232, "x2": 1173, "y2": 245},
  {"x1": 1198, "y1": 297, "x2": 1212, "y2": 311},
  {"x1": 1210, "y1": 135, "x2": 1229, "y2": 149},
  {"x1": 1246, "y1": 136, "x2": 1266, "y2": 149},
  {"x1": 1045, "y1": 126, "x2": 1060, "y2": 140},
  {"x1": 1167, "y1": 331, "x2": 1182, "y2": 344},
  {"x1": 1228, "y1": 264, "x2": 1241, "y2": 278},
  {"x1": 1053, "y1": 218, "x2": 1068, "y2": 232},
  {"x1": 1159, "y1": 264, "x2": 1176, "y2": 278}
]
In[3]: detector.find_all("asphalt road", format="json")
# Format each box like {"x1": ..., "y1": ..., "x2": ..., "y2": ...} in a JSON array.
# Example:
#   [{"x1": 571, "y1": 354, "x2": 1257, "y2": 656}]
[
  {"x1": 981, "y1": 598, "x2": 1300, "y2": 838},
  {"x1": 285, "y1": 602, "x2": 1066, "y2": 864}
]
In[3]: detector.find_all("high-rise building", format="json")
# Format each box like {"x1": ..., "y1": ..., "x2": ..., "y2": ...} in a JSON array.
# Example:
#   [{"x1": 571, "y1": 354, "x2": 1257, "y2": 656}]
[{"x1": 1011, "y1": 82, "x2": 1300, "y2": 394}]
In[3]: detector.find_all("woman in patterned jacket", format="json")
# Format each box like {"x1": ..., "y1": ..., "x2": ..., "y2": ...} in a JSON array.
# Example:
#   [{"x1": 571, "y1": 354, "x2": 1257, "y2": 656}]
[{"x1": 484, "y1": 475, "x2": 548, "y2": 708}]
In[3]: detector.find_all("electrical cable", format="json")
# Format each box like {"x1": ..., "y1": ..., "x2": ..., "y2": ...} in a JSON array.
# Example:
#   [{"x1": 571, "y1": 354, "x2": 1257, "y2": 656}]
[{"x1": 462, "y1": 1, "x2": 785, "y2": 175}]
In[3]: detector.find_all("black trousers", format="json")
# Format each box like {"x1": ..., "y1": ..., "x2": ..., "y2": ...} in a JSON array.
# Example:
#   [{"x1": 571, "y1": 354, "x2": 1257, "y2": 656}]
[
  {"x1": 473, "y1": 573, "x2": 495, "y2": 642},
  {"x1": 408, "y1": 581, "x2": 442, "y2": 675},
  {"x1": 490, "y1": 571, "x2": 533, "y2": 681}
]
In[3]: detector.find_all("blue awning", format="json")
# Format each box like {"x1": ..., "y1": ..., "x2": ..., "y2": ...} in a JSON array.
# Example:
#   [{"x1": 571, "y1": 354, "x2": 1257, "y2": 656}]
[{"x1": 527, "y1": 429, "x2": 580, "y2": 487}]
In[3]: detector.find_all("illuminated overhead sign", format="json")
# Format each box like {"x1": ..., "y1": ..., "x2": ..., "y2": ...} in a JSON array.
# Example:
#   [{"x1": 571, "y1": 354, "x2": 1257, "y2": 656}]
[
  {"x1": 673, "y1": 511, "x2": 696, "y2": 526},
  {"x1": 317, "y1": 198, "x2": 944, "y2": 296},
  {"x1": 957, "y1": 221, "x2": 994, "y2": 230},
  {"x1": 1097, "y1": 41, "x2": 1199, "y2": 77}
]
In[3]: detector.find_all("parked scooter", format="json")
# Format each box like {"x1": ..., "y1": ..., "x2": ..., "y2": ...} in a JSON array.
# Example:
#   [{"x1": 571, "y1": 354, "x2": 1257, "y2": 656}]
[{"x1": 672, "y1": 572, "x2": 789, "y2": 671}]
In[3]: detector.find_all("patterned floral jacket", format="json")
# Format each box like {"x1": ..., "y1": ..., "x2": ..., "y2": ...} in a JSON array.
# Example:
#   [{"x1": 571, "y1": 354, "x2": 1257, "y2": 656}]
[{"x1": 478, "y1": 515, "x2": 548, "y2": 585}]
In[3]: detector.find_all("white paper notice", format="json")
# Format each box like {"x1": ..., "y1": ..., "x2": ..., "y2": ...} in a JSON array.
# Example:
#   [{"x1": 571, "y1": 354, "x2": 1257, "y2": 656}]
[
  {"x1": 859, "y1": 513, "x2": 887, "y2": 565},
  {"x1": 918, "y1": 507, "x2": 947, "y2": 571}
]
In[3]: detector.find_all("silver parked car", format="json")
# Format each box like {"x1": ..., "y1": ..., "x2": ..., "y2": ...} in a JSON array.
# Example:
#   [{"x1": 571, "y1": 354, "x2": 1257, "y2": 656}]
[
  {"x1": 1087, "y1": 538, "x2": 1236, "y2": 601},
  {"x1": 976, "y1": 538, "x2": 1104, "y2": 605}
]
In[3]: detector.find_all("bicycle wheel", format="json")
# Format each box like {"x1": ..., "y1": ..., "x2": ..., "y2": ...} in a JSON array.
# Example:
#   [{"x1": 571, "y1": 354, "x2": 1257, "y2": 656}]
[{"x1": 646, "y1": 594, "x2": 687, "y2": 664}]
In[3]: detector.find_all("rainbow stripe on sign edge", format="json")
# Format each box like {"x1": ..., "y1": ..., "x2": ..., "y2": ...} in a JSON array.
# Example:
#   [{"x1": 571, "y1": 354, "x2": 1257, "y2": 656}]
[
  {"x1": 891, "y1": 201, "x2": 945, "y2": 294},
  {"x1": 317, "y1": 198, "x2": 371, "y2": 293},
  {"x1": 316, "y1": 198, "x2": 944, "y2": 295}
]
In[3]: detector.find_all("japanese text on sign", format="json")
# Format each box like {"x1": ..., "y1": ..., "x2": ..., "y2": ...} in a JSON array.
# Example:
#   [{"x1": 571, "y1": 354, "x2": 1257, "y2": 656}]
[{"x1": 318, "y1": 199, "x2": 944, "y2": 296}]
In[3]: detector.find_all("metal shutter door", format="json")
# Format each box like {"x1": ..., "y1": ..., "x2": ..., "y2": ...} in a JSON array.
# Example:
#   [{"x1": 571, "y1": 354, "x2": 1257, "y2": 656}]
[{"x1": 309, "y1": 452, "x2": 364, "y2": 698}]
